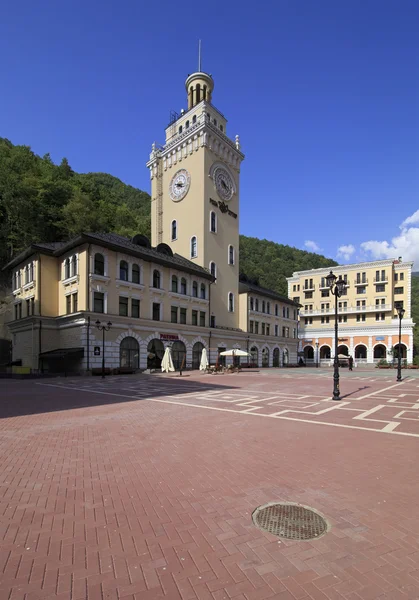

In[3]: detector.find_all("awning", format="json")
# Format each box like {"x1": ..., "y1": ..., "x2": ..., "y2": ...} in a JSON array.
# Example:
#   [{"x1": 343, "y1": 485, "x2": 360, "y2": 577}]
[{"x1": 39, "y1": 348, "x2": 84, "y2": 359}]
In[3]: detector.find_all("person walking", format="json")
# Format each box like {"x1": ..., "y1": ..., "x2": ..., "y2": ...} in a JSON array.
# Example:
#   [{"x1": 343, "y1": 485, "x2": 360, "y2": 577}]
[{"x1": 348, "y1": 355, "x2": 354, "y2": 371}]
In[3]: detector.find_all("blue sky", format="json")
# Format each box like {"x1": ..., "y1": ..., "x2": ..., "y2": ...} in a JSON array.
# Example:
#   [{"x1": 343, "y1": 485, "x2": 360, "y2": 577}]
[{"x1": 1, "y1": 1, "x2": 418, "y2": 266}]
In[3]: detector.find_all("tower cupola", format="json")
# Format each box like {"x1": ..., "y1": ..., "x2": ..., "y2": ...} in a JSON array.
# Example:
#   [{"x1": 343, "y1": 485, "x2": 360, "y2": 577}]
[{"x1": 185, "y1": 72, "x2": 213, "y2": 109}]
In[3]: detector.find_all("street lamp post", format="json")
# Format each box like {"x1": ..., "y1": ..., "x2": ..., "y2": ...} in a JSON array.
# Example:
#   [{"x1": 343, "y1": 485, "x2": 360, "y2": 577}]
[
  {"x1": 315, "y1": 341, "x2": 319, "y2": 368},
  {"x1": 326, "y1": 271, "x2": 346, "y2": 400},
  {"x1": 95, "y1": 320, "x2": 112, "y2": 379},
  {"x1": 396, "y1": 306, "x2": 405, "y2": 382}
]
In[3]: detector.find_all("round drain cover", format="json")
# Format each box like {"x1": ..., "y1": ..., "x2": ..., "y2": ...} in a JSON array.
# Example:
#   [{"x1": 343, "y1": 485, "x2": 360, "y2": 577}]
[{"x1": 252, "y1": 502, "x2": 329, "y2": 541}]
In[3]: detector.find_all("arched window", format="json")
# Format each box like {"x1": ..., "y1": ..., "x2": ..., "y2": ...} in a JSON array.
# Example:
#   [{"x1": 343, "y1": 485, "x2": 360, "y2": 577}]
[
  {"x1": 255, "y1": 299, "x2": 259, "y2": 311},
  {"x1": 186, "y1": 120, "x2": 190, "y2": 129},
  {"x1": 210, "y1": 262, "x2": 216, "y2": 278},
  {"x1": 65, "y1": 258, "x2": 71, "y2": 280},
  {"x1": 200, "y1": 283, "x2": 206, "y2": 299},
  {"x1": 120, "y1": 337, "x2": 139, "y2": 369},
  {"x1": 220, "y1": 125, "x2": 224, "y2": 132},
  {"x1": 171, "y1": 220, "x2": 177, "y2": 241},
  {"x1": 153, "y1": 269, "x2": 161, "y2": 289},
  {"x1": 181, "y1": 277, "x2": 187, "y2": 294},
  {"x1": 275, "y1": 304, "x2": 278, "y2": 316},
  {"x1": 94, "y1": 253, "x2": 105, "y2": 276},
  {"x1": 179, "y1": 125, "x2": 183, "y2": 134},
  {"x1": 210, "y1": 211, "x2": 217, "y2": 233},
  {"x1": 120, "y1": 260, "x2": 128, "y2": 281},
  {"x1": 203, "y1": 85, "x2": 207, "y2": 100},
  {"x1": 262, "y1": 301, "x2": 265, "y2": 313},
  {"x1": 213, "y1": 118, "x2": 217, "y2": 126},
  {"x1": 28, "y1": 262, "x2": 34, "y2": 283},
  {"x1": 192, "y1": 342, "x2": 204, "y2": 370},
  {"x1": 228, "y1": 245, "x2": 234, "y2": 265},
  {"x1": 273, "y1": 348, "x2": 280, "y2": 367},
  {"x1": 71, "y1": 255, "x2": 77, "y2": 277},
  {"x1": 283, "y1": 307, "x2": 286, "y2": 318},
  {"x1": 132, "y1": 264, "x2": 140, "y2": 284},
  {"x1": 192, "y1": 115, "x2": 197, "y2": 124},
  {"x1": 250, "y1": 346, "x2": 258, "y2": 366},
  {"x1": 191, "y1": 236, "x2": 197, "y2": 258},
  {"x1": 171, "y1": 275, "x2": 178, "y2": 293},
  {"x1": 267, "y1": 302, "x2": 270, "y2": 314},
  {"x1": 196, "y1": 83, "x2": 201, "y2": 103},
  {"x1": 228, "y1": 292, "x2": 234, "y2": 312},
  {"x1": 250, "y1": 297, "x2": 254, "y2": 310},
  {"x1": 192, "y1": 281, "x2": 198, "y2": 297},
  {"x1": 262, "y1": 348, "x2": 269, "y2": 367}
]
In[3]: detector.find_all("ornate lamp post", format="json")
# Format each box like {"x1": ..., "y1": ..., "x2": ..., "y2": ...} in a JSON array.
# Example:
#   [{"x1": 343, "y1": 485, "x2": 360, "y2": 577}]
[
  {"x1": 326, "y1": 271, "x2": 346, "y2": 400},
  {"x1": 315, "y1": 341, "x2": 319, "y2": 368},
  {"x1": 95, "y1": 320, "x2": 112, "y2": 379},
  {"x1": 396, "y1": 306, "x2": 405, "y2": 382}
]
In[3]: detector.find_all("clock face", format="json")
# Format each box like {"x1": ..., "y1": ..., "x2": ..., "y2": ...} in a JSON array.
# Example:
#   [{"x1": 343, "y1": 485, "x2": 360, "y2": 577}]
[
  {"x1": 169, "y1": 169, "x2": 190, "y2": 202},
  {"x1": 213, "y1": 166, "x2": 234, "y2": 201}
]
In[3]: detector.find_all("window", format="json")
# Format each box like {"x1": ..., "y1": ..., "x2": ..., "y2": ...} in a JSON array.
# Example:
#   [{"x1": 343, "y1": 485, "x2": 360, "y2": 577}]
[
  {"x1": 200, "y1": 284, "x2": 206, "y2": 299},
  {"x1": 255, "y1": 299, "x2": 259, "y2": 311},
  {"x1": 213, "y1": 118, "x2": 217, "y2": 126},
  {"x1": 357, "y1": 286, "x2": 366, "y2": 294},
  {"x1": 376, "y1": 284, "x2": 385, "y2": 293},
  {"x1": 275, "y1": 304, "x2": 278, "y2": 316},
  {"x1": 283, "y1": 307, "x2": 286, "y2": 318},
  {"x1": 192, "y1": 281, "x2": 198, "y2": 297},
  {"x1": 65, "y1": 258, "x2": 71, "y2": 280},
  {"x1": 171, "y1": 275, "x2": 178, "y2": 293},
  {"x1": 65, "y1": 295, "x2": 71, "y2": 314},
  {"x1": 394, "y1": 273, "x2": 398, "y2": 282},
  {"x1": 71, "y1": 255, "x2": 77, "y2": 277},
  {"x1": 267, "y1": 302, "x2": 270, "y2": 314},
  {"x1": 293, "y1": 309, "x2": 297, "y2": 320},
  {"x1": 249, "y1": 320, "x2": 254, "y2": 333},
  {"x1": 210, "y1": 211, "x2": 217, "y2": 233},
  {"x1": 132, "y1": 264, "x2": 140, "y2": 284},
  {"x1": 210, "y1": 315, "x2": 216, "y2": 328},
  {"x1": 210, "y1": 262, "x2": 217, "y2": 278},
  {"x1": 283, "y1": 327, "x2": 290, "y2": 338},
  {"x1": 262, "y1": 323, "x2": 266, "y2": 335},
  {"x1": 152, "y1": 303, "x2": 160, "y2": 321},
  {"x1": 400, "y1": 273, "x2": 404, "y2": 281},
  {"x1": 376, "y1": 312, "x2": 385, "y2": 321},
  {"x1": 394, "y1": 287, "x2": 404, "y2": 294},
  {"x1": 94, "y1": 253, "x2": 105, "y2": 276},
  {"x1": 192, "y1": 310, "x2": 198, "y2": 326},
  {"x1": 305, "y1": 291, "x2": 313, "y2": 299},
  {"x1": 13, "y1": 271, "x2": 21, "y2": 290},
  {"x1": 266, "y1": 325, "x2": 270, "y2": 336},
  {"x1": 14, "y1": 302, "x2": 22, "y2": 320},
  {"x1": 72, "y1": 293, "x2": 78, "y2": 313},
  {"x1": 180, "y1": 308, "x2": 187, "y2": 324},
  {"x1": 293, "y1": 328, "x2": 297, "y2": 338},
  {"x1": 131, "y1": 299, "x2": 140, "y2": 318},
  {"x1": 250, "y1": 297, "x2": 254, "y2": 311},
  {"x1": 94, "y1": 292, "x2": 104, "y2": 313},
  {"x1": 171, "y1": 306, "x2": 178, "y2": 323},
  {"x1": 181, "y1": 278, "x2": 187, "y2": 294},
  {"x1": 255, "y1": 321, "x2": 259, "y2": 334},
  {"x1": 228, "y1": 292, "x2": 234, "y2": 312},
  {"x1": 26, "y1": 298, "x2": 30, "y2": 316},
  {"x1": 338, "y1": 315, "x2": 347, "y2": 323},
  {"x1": 186, "y1": 120, "x2": 190, "y2": 128},
  {"x1": 120, "y1": 260, "x2": 128, "y2": 281},
  {"x1": 119, "y1": 296, "x2": 128, "y2": 316},
  {"x1": 153, "y1": 270, "x2": 161, "y2": 289},
  {"x1": 179, "y1": 125, "x2": 183, "y2": 134},
  {"x1": 286, "y1": 307, "x2": 289, "y2": 318},
  {"x1": 191, "y1": 236, "x2": 197, "y2": 258},
  {"x1": 293, "y1": 296, "x2": 300, "y2": 304},
  {"x1": 26, "y1": 263, "x2": 34, "y2": 284},
  {"x1": 228, "y1": 245, "x2": 235, "y2": 265},
  {"x1": 29, "y1": 297, "x2": 34, "y2": 316},
  {"x1": 192, "y1": 115, "x2": 197, "y2": 124},
  {"x1": 321, "y1": 290, "x2": 330, "y2": 297},
  {"x1": 171, "y1": 220, "x2": 177, "y2": 241},
  {"x1": 262, "y1": 301, "x2": 265, "y2": 313},
  {"x1": 199, "y1": 311, "x2": 206, "y2": 327},
  {"x1": 357, "y1": 313, "x2": 366, "y2": 322},
  {"x1": 275, "y1": 324, "x2": 278, "y2": 336}
]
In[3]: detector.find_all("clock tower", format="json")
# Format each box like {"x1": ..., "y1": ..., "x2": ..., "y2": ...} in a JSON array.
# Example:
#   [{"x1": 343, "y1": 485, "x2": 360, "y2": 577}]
[{"x1": 146, "y1": 69, "x2": 245, "y2": 329}]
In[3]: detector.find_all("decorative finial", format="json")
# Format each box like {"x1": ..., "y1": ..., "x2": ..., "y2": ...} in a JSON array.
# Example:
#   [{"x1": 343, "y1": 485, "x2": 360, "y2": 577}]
[
  {"x1": 235, "y1": 135, "x2": 240, "y2": 150},
  {"x1": 198, "y1": 40, "x2": 202, "y2": 72}
]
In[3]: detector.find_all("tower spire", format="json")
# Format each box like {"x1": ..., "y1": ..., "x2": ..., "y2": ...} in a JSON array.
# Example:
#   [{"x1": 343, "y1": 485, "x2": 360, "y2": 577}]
[{"x1": 198, "y1": 40, "x2": 202, "y2": 72}]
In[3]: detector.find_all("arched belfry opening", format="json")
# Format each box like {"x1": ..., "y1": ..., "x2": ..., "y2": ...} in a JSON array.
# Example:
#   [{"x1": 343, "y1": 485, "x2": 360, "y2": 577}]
[{"x1": 185, "y1": 72, "x2": 214, "y2": 109}]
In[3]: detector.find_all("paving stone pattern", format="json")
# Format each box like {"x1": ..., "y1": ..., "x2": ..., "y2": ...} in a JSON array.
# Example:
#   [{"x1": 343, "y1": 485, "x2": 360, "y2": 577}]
[{"x1": 1, "y1": 371, "x2": 419, "y2": 599}]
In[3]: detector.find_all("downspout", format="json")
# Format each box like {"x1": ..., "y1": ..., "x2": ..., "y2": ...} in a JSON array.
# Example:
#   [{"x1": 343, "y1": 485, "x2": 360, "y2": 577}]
[
  {"x1": 86, "y1": 244, "x2": 91, "y2": 372},
  {"x1": 38, "y1": 254, "x2": 42, "y2": 372},
  {"x1": 208, "y1": 280, "x2": 213, "y2": 365}
]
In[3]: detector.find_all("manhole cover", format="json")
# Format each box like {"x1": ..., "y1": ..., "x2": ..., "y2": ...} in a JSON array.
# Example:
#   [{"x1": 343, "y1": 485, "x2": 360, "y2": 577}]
[{"x1": 252, "y1": 502, "x2": 329, "y2": 541}]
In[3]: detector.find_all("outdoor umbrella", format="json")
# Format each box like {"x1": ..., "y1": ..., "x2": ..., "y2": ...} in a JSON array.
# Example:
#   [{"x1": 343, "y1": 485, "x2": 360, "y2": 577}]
[
  {"x1": 219, "y1": 349, "x2": 251, "y2": 357},
  {"x1": 338, "y1": 354, "x2": 349, "y2": 359},
  {"x1": 161, "y1": 347, "x2": 175, "y2": 373},
  {"x1": 199, "y1": 347, "x2": 209, "y2": 371}
]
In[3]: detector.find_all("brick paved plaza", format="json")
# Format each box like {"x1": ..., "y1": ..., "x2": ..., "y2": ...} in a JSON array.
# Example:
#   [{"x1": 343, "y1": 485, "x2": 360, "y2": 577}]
[{"x1": 2, "y1": 369, "x2": 419, "y2": 600}]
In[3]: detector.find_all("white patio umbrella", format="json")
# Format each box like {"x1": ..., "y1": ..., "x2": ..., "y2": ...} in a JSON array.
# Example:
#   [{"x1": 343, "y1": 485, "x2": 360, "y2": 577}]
[
  {"x1": 161, "y1": 346, "x2": 175, "y2": 373},
  {"x1": 219, "y1": 349, "x2": 251, "y2": 357},
  {"x1": 199, "y1": 347, "x2": 209, "y2": 371}
]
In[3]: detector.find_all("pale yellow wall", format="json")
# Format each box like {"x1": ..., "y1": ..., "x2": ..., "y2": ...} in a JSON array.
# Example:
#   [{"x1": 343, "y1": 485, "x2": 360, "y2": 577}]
[
  {"x1": 247, "y1": 293, "x2": 298, "y2": 339},
  {"x1": 239, "y1": 292, "x2": 248, "y2": 331},
  {"x1": 38, "y1": 255, "x2": 59, "y2": 316}
]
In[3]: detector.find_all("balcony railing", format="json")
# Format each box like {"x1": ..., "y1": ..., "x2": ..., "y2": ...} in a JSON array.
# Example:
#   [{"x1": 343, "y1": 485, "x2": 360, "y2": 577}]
[
  {"x1": 303, "y1": 284, "x2": 315, "y2": 291},
  {"x1": 354, "y1": 279, "x2": 368, "y2": 286},
  {"x1": 373, "y1": 277, "x2": 388, "y2": 284},
  {"x1": 299, "y1": 303, "x2": 392, "y2": 316}
]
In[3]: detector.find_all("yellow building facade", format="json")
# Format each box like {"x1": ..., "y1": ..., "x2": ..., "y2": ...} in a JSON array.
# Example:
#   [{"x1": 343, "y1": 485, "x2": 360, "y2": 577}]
[
  {"x1": 287, "y1": 259, "x2": 414, "y2": 365},
  {"x1": 5, "y1": 69, "x2": 299, "y2": 373}
]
